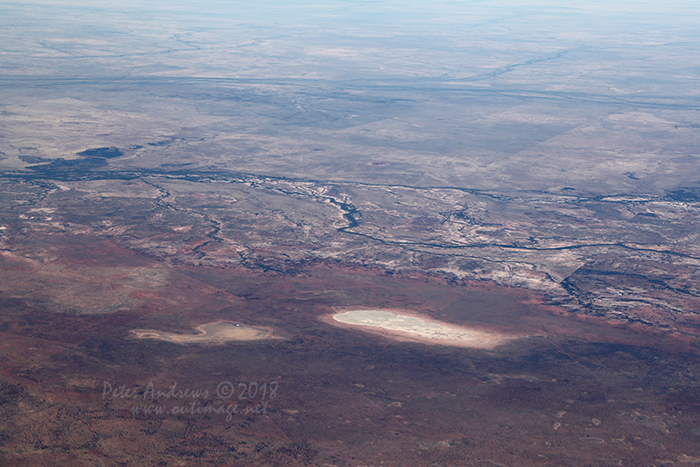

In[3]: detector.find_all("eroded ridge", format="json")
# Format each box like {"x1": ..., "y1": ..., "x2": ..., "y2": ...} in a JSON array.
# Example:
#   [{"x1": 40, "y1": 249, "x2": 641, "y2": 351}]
[
  {"x1": 330, "y1": 309, "x2": 516, "y2": 349},
  {"x1": 130, "y1": 321, "x2": 280, "y2": 344}
]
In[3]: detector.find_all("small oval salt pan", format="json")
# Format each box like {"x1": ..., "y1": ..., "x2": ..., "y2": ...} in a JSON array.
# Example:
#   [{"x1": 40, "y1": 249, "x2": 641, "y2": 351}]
[{"x1": 130, "y1": 321, "x2": 280, "y2": 344}]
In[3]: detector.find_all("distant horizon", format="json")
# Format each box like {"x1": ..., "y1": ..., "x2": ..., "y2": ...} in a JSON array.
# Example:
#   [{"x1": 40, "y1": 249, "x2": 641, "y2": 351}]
[{"x1": 2, "y1": 0, "x2": 700, "y2": 465}]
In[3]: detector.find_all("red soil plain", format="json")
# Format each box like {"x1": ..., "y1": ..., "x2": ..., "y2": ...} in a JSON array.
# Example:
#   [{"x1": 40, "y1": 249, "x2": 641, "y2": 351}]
[
  {"x1": 3, "y1": 2, "x2": 700, "y2": 463},
  {"x1": 2, "y1": 234, "x2": 700, "y2": 466}
]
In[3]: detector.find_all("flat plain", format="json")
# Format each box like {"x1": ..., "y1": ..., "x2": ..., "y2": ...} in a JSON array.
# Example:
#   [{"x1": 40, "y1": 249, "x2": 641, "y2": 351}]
[{"x1": 1, "y1": 1, "x2": 700, "y2": 466}]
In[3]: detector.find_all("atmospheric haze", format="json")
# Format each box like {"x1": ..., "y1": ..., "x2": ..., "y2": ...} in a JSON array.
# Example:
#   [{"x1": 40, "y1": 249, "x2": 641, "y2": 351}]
[{"x1": 1, "y1": 1, "x2": 700, "y2": 466}]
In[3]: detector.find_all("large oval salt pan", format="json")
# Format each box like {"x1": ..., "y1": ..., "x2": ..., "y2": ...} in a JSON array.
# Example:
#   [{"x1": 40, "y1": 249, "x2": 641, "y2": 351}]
[{"x1": 331, "y1": 310, "x2": 512, "y2": 349}]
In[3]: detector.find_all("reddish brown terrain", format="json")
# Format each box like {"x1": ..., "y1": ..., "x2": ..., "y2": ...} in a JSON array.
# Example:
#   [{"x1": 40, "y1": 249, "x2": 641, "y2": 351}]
[
  {"x1": 3, "y1": 1, "x2": 700, "y2": 465},
  {"x1": 1, "y1": 231, "x2": 700, "y2": 466}
]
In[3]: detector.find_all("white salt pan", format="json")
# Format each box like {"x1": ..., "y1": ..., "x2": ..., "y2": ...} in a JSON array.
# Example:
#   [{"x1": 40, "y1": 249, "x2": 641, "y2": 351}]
[{"x1": 331, "y1": 309, "x2": 511, "y2": 349}]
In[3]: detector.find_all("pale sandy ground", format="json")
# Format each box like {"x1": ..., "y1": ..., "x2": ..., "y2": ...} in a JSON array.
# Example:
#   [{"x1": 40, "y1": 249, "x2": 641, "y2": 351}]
[
  {"x1": 130, "y1": 321, "x2": 281, "y2": 344},
  {"x1": 329, "y1": 309, "x2": 516, "y2": 349}
]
